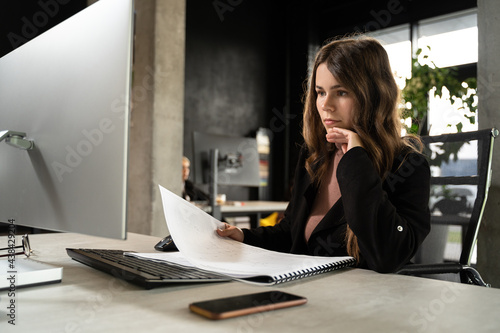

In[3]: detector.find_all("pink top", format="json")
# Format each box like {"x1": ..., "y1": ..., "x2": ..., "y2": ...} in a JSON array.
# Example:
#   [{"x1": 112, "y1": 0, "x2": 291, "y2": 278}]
[{"x1": 304, "y1": 146, "x2": 344, "y2": 242}]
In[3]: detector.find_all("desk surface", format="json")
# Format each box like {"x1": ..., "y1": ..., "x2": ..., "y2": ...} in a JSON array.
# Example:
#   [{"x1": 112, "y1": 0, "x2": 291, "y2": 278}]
[
  {"x1": 200, "y1": 200, "x2": 289, "y2": 214},
  {"x1": 1, "y1": 232, "x2": 499, "y2": 332},
  {"x1": 221, "y1": 201, "x2": 288, "y2": 214}
]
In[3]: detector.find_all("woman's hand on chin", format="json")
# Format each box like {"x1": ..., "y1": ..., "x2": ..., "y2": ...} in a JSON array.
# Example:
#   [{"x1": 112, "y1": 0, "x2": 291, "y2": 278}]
[{"x1": 326, "y1": 127, "x2": 363, "y2": 153}]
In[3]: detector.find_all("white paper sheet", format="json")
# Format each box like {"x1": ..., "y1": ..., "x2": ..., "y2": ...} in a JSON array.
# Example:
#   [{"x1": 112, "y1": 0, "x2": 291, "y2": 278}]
[{"x1": 153, "y1": 185, "x2": 353, "y2": 279}]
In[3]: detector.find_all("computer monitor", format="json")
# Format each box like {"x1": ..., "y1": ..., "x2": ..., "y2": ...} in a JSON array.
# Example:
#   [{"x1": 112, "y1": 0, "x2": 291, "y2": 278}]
[
  {"x1": 0, "y1": 0, "x2": 134, "y2": 239},
  {"x1": 192, "y1": 131, "x2": 260, "y2": 188}
]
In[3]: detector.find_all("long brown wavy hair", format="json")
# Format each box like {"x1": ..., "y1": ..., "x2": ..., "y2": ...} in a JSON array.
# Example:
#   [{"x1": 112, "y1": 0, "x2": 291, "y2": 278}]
[{"x1": 302, "y1": 36, "x2": 421, "y2": 262}]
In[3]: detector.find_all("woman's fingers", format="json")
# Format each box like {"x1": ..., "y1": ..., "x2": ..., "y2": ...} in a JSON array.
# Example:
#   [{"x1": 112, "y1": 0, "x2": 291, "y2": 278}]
[
  {"x1": 326, "y1": 127, "x2": 363, "y2": 152},
  {"x1": 216, "y1": 223, "x2": 244, "y2": 242}
]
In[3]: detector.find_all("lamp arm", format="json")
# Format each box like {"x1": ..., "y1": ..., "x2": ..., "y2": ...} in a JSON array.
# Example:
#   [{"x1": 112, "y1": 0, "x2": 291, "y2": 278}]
[{"x1": 0, "y1": 130, "x2": 35, "y2": 150}]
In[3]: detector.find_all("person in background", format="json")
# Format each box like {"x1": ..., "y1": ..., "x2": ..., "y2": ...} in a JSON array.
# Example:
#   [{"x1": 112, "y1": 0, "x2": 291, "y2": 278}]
[
  {"x1": 216, "y1": 36, "x2": 431, "y2": 273},
  {"x1": 182, "y1": 156, "x2": 209, "y2": 202}
]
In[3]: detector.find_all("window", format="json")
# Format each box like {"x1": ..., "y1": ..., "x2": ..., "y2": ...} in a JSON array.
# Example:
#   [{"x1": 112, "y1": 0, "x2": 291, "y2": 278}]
[
  {"x1": 417, "y1": 10, "x2": 477, "y2": 68},
  {"x1": 368, "y1": 24, "x2": 411, "y2": 89},
  {"x1": 369, "y1": 9, "x2": 478, "y2": 136},
  {"x1": 418, "y1": 10, "x2": 478, "y2": 135},
  {"x1": 369, "y1": 10, "x2": 479, "y2": 265}
]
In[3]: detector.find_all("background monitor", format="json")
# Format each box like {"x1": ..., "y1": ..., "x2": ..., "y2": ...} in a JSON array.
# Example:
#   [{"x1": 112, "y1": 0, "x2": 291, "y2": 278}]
[
  {"x1": 0, "y1": 0, "x2": 134, "y2": 239},
  {"x1": 192, "y1": 132, "x2": 260, "y2": 188}
]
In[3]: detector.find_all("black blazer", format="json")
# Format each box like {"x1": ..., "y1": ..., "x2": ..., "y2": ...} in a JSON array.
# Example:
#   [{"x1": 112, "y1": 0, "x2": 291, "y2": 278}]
[{"x1": 243, "y1": 145, "x2": 431, "y2": 273}]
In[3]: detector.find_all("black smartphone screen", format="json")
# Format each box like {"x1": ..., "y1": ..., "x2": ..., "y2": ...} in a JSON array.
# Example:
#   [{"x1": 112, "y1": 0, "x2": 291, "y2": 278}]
[{"x1": 189, "y1": 291, "x2": 307, "y2": 320}]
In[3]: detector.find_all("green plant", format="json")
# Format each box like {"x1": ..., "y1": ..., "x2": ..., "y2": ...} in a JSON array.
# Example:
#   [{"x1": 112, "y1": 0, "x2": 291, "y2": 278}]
[{"x1": 401, "y1": 46, "x2": 477, "y2": 136}]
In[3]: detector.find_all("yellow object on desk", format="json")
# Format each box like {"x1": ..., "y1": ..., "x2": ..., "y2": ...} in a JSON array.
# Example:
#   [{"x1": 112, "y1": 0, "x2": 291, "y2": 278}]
[{"x1": 260, "y1": 211, "x2": 280, "y2": 227}]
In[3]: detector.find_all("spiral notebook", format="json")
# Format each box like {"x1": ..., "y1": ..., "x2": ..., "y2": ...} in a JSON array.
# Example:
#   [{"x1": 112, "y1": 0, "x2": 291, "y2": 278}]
[
  {"x1": 127, "y1": 251, "x2": 355, "y2": 285},
  {"x1": 129, "y1": 186, "x2": 355, "y2": 285}
]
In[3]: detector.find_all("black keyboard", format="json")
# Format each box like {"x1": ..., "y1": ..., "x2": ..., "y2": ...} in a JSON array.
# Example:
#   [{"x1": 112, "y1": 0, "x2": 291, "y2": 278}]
[{"x1": 67, "y1": 248, "x2": 232, "y2": 289}]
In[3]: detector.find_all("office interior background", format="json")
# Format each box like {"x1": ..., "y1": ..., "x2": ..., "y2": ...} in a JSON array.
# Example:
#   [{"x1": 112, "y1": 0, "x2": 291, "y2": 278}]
[{"x1": 1, "y1": 0, "x2": 499, "y2": 287}]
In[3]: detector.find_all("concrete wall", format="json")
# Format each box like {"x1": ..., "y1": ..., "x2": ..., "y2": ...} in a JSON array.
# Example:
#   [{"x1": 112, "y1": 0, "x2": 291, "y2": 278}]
[
  {"x1": 126, "y1": 0, "x2": 155, "y2": 235},
  {"x1": 127, "y1": 0, "x2": 186, "y2": 237},
  {"x1": 477, "y1": 0, "x2": 500, "y2": 288},
  {"x1": 150, "y1": 0, "x2": 186, "y2": 236}
]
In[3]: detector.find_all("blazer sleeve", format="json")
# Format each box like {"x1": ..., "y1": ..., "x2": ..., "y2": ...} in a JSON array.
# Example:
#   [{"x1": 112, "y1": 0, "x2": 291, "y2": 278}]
[
  {"x1": 337, "y1": 146, "x2": 431, "y2": 273},
  {"x1": 242, "y1": 208, "x2": 294, "y2": 253}
]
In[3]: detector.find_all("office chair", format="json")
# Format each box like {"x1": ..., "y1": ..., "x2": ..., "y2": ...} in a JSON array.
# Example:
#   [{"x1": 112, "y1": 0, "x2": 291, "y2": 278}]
[{"x1": 397, "y1": 128, "x2": 498, "y2": 287}]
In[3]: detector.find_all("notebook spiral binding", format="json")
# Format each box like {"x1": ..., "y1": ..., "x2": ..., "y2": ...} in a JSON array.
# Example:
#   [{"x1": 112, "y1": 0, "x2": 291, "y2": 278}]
[{"x1": 274, "y1": 257, "x2": 356, "y2": 284}]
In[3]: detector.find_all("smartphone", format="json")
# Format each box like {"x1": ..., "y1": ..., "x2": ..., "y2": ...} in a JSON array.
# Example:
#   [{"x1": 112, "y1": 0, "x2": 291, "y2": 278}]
[{"x1": 189, "y1": 291, "x2": 307, "y2": 320}]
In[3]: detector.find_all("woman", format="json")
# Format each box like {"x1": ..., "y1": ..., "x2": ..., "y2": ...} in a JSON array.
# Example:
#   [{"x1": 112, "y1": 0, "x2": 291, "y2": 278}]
[{"x1": 217, "y1": 36, "x2": 430, "y2": 273}]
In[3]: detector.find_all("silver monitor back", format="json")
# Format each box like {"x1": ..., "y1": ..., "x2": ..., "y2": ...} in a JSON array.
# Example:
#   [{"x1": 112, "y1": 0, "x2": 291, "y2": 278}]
[
  {"x1": 192, "y1": 132, "x2": 260, "y2": 187},
  {"x1": 0, "y1": 0, "x2": 134, "y2": 239}
]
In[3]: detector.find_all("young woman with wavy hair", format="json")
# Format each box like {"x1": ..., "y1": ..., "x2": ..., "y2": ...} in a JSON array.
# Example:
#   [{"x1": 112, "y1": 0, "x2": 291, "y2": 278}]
[{"x1": 218, "y1": 36, "x2": 431, "y2": 273}]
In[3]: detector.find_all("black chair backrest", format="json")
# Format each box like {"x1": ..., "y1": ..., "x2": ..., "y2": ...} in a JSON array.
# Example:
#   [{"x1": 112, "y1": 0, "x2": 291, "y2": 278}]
[{"x1": 421, "y1": 128, "x2": 498, "y2": 266}]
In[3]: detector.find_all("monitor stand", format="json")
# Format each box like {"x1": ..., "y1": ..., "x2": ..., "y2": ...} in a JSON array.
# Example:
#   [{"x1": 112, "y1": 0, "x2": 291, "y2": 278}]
[{"x1": 209, "y1": 148, "x2": 221, "y2": 220}]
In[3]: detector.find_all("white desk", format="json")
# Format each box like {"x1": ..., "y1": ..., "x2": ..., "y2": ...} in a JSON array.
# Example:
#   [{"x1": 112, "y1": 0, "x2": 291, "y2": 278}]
[
  {"x1": 219, "y1": 200, "x2": 288, "y2": 214},
  {"x1": 1, "y1": 232, "x2": 499, "y2": 332},
  {"x1": 201, "y1": 200, "x2": 289, "y2": 227}
]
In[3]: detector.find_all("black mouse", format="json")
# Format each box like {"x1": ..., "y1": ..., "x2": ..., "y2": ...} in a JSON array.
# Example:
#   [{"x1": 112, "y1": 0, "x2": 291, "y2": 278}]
[{"x1": 154, "y1": 235, "x2": 178, "y2": 251}]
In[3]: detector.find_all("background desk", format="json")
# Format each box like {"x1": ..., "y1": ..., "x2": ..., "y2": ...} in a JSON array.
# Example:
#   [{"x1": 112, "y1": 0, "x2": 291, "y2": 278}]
[
  {"x1": 219, "y1": 200, "x2": 288, "y2": 214},
  {"x1": 202, "y1": 200, "x2": 289, "y2": 227},
  {"x1": 1, "y1": 232, "x2": 499, "y2": 332}
]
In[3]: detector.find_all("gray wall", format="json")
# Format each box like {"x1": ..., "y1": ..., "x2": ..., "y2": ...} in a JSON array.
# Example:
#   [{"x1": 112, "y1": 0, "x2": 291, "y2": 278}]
[
  {"x1": 127, "y1": 0, "x2": 186, "y2": 236},
  {"x1": 478, "y1": 0, "x2": 500, "y2": 288}
]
